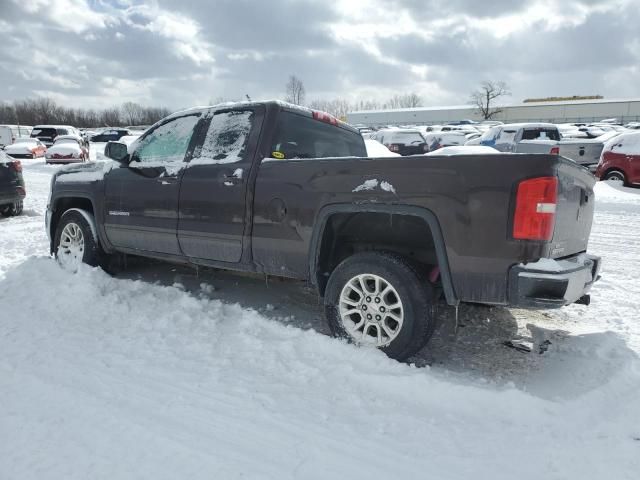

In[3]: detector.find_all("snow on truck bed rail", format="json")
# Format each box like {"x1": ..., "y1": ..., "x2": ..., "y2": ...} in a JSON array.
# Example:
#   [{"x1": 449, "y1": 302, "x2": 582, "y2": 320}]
[{"x1": 0, "y1": 154, "x2": 639, "y2": 479}]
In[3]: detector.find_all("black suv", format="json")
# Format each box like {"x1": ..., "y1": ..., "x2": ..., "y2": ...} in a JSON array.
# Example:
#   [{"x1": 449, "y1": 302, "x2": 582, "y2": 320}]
[
  {"x1": 90, "y1": 129, "x2": 131, "y2": 143},
  {"x1": 0, "y1": 150, "x2": 25, "y2": 217}
]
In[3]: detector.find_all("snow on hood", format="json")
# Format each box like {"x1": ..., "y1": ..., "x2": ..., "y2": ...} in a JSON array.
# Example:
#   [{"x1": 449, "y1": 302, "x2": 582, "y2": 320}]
[
  {"x1": 46, "y1": 144, "x2": 83, "y2": 156},
  {"x1": 4, "y1": 143, "x2": 37, "y2": 154},
  {"x1": 54, "y1": 160, "x2": 116, "y2": 183}
]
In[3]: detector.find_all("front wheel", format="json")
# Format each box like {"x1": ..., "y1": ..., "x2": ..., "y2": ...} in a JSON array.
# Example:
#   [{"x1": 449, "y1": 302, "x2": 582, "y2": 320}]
[
  {"x1": 54, "y1": 210, "x2": 105, "y2": 272},
  {"x1": 0, "y1": 200, "x2": 23, "y2": 217},
  {"x1": 324, "y1": 252, "x2": 436, "y2": 361}
]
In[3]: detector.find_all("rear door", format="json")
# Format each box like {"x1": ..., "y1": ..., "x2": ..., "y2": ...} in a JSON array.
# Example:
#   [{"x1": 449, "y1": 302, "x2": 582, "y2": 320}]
[
  {"x1": 103, "y1": 113, "x2": 202, "y2": 255},
  {"x1": 177, "y1": 106, "x2": 264, "y2": 262}
]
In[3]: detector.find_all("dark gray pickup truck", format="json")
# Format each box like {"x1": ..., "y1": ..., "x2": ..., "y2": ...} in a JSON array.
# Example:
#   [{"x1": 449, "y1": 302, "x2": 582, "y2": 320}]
[{"x1": 46, "y1": 101, "x2": 601, "y2": 360}]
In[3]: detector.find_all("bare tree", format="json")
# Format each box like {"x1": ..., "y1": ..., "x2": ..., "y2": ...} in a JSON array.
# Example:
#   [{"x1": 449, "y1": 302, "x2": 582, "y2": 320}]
[
  {"x1": 121, "y1": 102, "x2": 144, "y2": 125},
  {"x1": 285, "y1": 75, "x2": 306, "y2": 105},
  {"x1": 309, "y1": 98, "x2": 352, "y2": 119},
  {"x1": 470, "y1": 81, "x2": 511, "y2": 120}
]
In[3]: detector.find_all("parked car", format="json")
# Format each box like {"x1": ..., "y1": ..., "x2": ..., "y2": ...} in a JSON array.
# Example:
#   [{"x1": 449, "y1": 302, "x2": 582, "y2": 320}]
[
  {"x1": 4, "y1": 138, "x2": 47, "y2": 159},
  {"x1": 46, "y1": 101, "x2": 600, "y2": 361},
  {"x1": 0, "y1": 124, "x2": 32, "y2": 148},
  {"x1": 424, "y1": 131, "x2": 467, "y2": 151},
  {"x1": 0, "y1": 149, "x2": 25, "y2": 217},
  {"x1": 364, "y1": 139, "x2": 400, "y2": 157},
  {"x1": 370, "y1": 129, "x2": 429, "y2": 155},
  {"x1": 487, "y1": 123, "x2": 605, "y2": 171},
  {"x1": 90, "y1": 129, "x2": 131, "y2": 143},
  {"x1": 45, "y1": 135, "x2": 89, "y2": 164},
  {"x1": 595, "y1": 131, "x2": 640, "y2": 186},
  {"x1": 31, "y1": 125, "x2": 79, "y2": 147}
]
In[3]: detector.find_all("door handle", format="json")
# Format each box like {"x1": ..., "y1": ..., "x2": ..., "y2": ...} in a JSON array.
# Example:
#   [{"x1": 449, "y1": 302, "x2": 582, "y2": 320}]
[
  {"x1": 157, "y1": 177, "x2": 178, "y2": 185},
  {"x1": 222, "y1": 173, "x2": 243, "y2": 186}
]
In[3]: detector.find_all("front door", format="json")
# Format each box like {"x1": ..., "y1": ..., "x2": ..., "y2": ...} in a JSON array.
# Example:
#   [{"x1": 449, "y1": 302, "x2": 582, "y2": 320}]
[
  {"x1": 178, "y1": 107, "x2": 264, "y2": 263},
  {"x1": 104, "y1": 113, "x2": 202, "y2": 255}
]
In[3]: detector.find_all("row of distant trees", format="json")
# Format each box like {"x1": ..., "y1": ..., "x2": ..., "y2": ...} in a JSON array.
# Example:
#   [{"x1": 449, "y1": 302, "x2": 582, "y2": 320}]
[
  {"x1": 284, "y1": 74, "x2": 425, "y2": 119},
  {"x1": 284, "y1": 75, "x2": 512, "y2": 120},
  {"x1": 0, "y1": 97, "x2": 171, "y2": 128},
  {"x1": 0, "y1": 78, "x2": 512, "y2": 128}
]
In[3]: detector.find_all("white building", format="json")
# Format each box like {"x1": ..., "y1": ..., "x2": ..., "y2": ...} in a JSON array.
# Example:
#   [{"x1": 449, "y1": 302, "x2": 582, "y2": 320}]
[{"x1": 347, "y1": 98, "x2": 640, "y2": 126}]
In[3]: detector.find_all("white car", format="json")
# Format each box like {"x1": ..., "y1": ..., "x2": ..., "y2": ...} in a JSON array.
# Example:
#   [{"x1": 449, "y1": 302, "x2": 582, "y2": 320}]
[
  {"x1": 3, "y1": 138, "x2": 47, "y2": 159},
  {"x1": 45, "y1": 135, "x2": 89, "y2": 164},
  {"x1": 0, "y1": 124, "x2": 32, "y2": 147}
]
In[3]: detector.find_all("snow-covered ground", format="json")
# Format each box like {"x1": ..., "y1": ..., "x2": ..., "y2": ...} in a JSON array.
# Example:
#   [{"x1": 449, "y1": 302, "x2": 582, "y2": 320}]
[{"x1": 1, "y1": 152, "x2": 639, "y2": 479}]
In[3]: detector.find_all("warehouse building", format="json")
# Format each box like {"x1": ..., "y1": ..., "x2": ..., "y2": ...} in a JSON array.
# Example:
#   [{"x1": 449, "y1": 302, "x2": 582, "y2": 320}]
[{"x1": 347, "y1": 98, "x2": 640, "y2": 126}]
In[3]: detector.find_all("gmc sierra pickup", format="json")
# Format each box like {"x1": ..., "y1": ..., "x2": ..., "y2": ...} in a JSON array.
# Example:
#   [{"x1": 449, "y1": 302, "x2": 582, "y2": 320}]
[{"x1": 46, "y1": 101, "x2": 601, "y2": 360}]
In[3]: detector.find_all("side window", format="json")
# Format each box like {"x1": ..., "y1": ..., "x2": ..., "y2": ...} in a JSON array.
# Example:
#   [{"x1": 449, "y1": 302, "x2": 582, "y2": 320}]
[
  {"x1": 270, "y1": 112, "x2": 367, "y2": 159},
  {"x1": 497, "y1": 129, "x2": 517, "y2": 144},
  {"x1": 132, "y1": 115, "x2": 200, "y2": 166},
  {"x1": 191, "y1": 110, "x2": 255, "y2": 165}
]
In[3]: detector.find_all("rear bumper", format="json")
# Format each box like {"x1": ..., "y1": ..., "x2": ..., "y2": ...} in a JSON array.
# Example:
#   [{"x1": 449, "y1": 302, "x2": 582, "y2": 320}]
[
  {"x1": 0, "y1": 190, "x2": 26, "y2": 205},
  {"x1": 508, "y1": 253, "x2": 601, "y2": 309},
  {"x1": 46, "y1": 158, "x2": 82, "y2": 164}
]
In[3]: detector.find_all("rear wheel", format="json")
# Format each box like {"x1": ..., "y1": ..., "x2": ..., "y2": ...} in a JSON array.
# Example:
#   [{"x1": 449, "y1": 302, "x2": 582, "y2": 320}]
[
  {"x1": 54, "y1": 210, "x2": 107, "y2": 272},
  {"x1": 0, "y1": 200, "x2": 23, "y2": 217},
  {"x1": 324, "y1": 252, "x2": 436, "y2": 361},
  {"x1": 604, "y1": 169, "x2": 627, "y2": 185}
]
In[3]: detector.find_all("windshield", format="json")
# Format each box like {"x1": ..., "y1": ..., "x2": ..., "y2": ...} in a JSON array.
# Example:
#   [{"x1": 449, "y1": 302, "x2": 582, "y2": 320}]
[{"x1": 31, "y1": 128, "x2": 58, "y2": 138}]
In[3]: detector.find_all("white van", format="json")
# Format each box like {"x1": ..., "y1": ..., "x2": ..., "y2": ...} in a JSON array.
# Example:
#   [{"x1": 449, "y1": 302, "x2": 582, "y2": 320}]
[{"x1": 0, "y1": 125, "x2": 33, "y2": 148}]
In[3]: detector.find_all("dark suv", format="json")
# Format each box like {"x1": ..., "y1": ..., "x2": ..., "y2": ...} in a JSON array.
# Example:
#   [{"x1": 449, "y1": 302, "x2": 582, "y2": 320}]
[
  {"x1": 0, "y1": 150, "x2": 25, "y2": 217},
  {"x1": 90, "y1": 129, "x2": 131, "y2": 143}
]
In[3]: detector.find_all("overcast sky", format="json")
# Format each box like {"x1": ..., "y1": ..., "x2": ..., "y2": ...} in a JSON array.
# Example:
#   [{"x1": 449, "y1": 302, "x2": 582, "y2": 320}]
[{"x1": 1, "y1": 0, "x2": 639, "y2": 110}]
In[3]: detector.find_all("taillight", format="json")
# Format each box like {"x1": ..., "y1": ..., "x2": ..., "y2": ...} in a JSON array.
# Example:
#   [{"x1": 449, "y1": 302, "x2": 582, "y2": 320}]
[
  {"x1": 9, "y1": 160, "x2": 22, "y2": 173},
  {"x1": 513, "y1": 176, "x2": 558, "y2": 241},
  {"x1": 312, "y1": 110, "x2": 338, "y2": 125},
  {"x1": 550, "y1": 146, "x2": 560, "y2": 155}
]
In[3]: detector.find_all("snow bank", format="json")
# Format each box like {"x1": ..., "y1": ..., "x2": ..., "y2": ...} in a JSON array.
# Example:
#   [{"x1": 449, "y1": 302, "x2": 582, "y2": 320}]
[{"x1": 1, "y1": 259, "x2": 639, "y2": 479}]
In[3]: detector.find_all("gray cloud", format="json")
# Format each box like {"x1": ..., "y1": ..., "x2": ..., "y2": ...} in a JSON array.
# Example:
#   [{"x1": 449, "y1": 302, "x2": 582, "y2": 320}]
[{"x1": 0, "y1": 0, "x2": 638, "y2": 111}]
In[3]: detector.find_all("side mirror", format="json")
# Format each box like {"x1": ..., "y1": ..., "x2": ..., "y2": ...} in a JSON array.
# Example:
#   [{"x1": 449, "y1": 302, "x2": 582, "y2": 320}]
[{"x1": 104, "y1": 141, "x2": 129, "y2": 164}]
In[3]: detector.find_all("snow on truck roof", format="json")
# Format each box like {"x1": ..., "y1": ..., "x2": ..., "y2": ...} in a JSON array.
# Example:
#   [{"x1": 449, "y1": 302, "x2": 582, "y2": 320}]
[{"x1": 160, "y1": 100, "x2": 358, "y2": 133}]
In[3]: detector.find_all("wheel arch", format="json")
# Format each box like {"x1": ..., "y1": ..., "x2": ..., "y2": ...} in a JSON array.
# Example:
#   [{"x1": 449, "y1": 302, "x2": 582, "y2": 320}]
[
  {"x1": 309, "y1": 204, "x2": 458, "y2": 306},
  {"x1": 49, "y1": 196, "x2": 97, "y2": 253}
]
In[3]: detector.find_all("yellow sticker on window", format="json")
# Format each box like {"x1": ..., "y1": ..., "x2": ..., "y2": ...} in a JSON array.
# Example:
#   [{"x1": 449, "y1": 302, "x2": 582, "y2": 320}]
[{"x1": 272, "y1": 151, "x2": 285, "y2": 159}]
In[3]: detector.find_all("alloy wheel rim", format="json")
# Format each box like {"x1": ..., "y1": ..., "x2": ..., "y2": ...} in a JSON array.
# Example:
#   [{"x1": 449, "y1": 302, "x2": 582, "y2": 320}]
[
  {"x1": 338, "y1": 273, "x2": 404, "y2": 347},
  {"x1": 57, "y1": 222, "x2": 85, "y2": 271}
]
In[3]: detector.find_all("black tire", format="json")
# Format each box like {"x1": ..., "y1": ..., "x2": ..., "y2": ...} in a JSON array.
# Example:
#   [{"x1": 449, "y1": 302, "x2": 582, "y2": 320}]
[
  {"x1": 604, "y1": 169, "x2": 627, "y2": 185},
  {"x1": 324, "y1": 252, "x2": 436, "y2": 361},
  {"x1": 0, "y1": 200, "x2": 23, "y2": 217},
  {"x1": 53, "y1": 209, "x2": 108, "y2": 270}
]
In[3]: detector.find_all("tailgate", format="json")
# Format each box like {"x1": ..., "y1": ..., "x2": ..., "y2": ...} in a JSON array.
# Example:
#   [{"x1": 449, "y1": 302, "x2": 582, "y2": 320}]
[
  {"x1": 550, "y1": 158, "x2": 596, "y2": 258},
  {"x1": 558, "y1": 141, "x2": 603, "y2": 166}
]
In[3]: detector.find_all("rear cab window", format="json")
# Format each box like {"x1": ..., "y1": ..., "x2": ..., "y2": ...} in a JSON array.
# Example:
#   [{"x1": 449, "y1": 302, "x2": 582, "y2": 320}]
[
  {"x1": 269, "y1": 111, "x2": 366, "y2": 160},
  {"x1": 521, "y1": 128, "x2": 560, "y2": 141}
]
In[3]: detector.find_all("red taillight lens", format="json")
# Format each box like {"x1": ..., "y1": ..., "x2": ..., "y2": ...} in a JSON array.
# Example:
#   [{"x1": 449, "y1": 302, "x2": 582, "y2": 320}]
[
  {"x1": 312, "y1": 110, "x2": 338, "y2": 125},
  {"x1": 9, "y1": 161, "x2": 22, "y2": 173},
  {"x1": 513, "y1": 176, "x2": 558, "y2": 241},
  {"x1": 550, "y1": 146, "x2": 560, "y2": 155}
]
